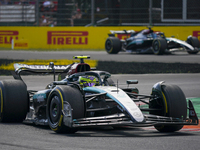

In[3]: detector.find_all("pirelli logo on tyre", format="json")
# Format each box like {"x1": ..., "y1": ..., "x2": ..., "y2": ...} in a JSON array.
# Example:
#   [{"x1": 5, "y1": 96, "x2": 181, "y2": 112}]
[{"x1": 47, "y1": 31, "x2": 88, "y2": 45}]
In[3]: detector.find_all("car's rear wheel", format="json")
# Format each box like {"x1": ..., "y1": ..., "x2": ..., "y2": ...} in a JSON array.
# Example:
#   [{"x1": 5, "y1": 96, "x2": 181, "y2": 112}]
[
  {"x1": 0, "y1": 80, "x2": 28, "y2": 122},
  {"x1": 105, "y1": 37, "x2": 121, "y2": 54},
  {"x1": 152, "y1": 38, "x2": 167, "y2": 55},
  {"x1": 47, "y1": 85, "x2": 85, "y2": 133},
  {"x1": 186, "y1": 36, "x2": 199, "y2": 54},
  {"x1": 150, "y1": 84, "x2": 187, "y2": 132}
]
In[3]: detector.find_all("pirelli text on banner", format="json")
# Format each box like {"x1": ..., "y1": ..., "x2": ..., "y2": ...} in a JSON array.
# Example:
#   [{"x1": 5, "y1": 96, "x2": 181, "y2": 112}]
[{"x1": 47, "y1": 31, "x2": 88, "y2": 45}]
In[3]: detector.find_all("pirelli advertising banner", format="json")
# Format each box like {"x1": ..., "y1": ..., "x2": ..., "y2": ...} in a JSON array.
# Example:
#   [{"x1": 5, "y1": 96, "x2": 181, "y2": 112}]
[{"x1": 0, "y1": 26, "x2": 200, "y2": 50}]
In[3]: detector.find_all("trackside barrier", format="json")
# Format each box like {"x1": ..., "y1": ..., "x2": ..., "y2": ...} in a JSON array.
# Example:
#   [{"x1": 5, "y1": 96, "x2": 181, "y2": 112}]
[{"x1": 0, "y1": 26, "x2": 200, "y2": 50}]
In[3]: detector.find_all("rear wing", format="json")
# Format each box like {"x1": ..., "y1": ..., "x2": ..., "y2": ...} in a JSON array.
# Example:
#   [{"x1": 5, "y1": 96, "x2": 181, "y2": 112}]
[
  {"x1": 110, "y1": 30, "x2": 135, "y2": 34},
  {"x1": 14, "y1": 63, "x2": 70, "y2": 74},
  {"x1": 13, "y1": 55, "x2": 91, "y2": 81},
  {"x1": 14, "y1": 55, "x2": 91, "y2": 74},
  {"x1": 13, "y1": 63, "x2": 71, "y2": 81}
]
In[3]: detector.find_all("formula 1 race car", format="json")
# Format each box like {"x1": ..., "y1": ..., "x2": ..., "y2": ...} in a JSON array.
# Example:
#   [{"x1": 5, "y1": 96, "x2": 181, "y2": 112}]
[
  {"x1": 0, "y1": 56, "x2": 198, "y2": 133},
  {"x1": 105, "y1": 28, "x2": 200, "y2": 55}
]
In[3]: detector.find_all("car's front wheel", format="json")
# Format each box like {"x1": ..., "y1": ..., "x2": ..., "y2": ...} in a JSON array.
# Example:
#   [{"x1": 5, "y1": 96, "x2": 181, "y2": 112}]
[
  {"x1": 186, "y1": 36, "x2": 200, "y2": 54},
  {"x1": 47, "y1": 85, "x2": 85, "y2": 133},
  {"x1": 150, "y1": 84, "x2": 187, "y2": 132}
]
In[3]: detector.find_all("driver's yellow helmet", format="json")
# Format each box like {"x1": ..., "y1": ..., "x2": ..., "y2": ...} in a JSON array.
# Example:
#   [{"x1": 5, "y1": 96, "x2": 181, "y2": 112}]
[{"x1": 78, "y1": 76, "x2": 97, "y2": 87}]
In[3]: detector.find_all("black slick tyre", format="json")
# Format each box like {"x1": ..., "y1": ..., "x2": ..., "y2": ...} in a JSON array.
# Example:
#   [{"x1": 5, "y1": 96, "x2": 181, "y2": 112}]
[
  {"x1": 0, "y1": 80, "x2": 28, "y2": 122},
  {"x1": 152, "y1": 38, "x2": 167, "y2": 55},
  {"x1": 150, "y1": 84, "x2": 187, "y2": 132},
  {"x1": 105, "y1": 37, "x2": 121, "y2": 54},
  {"x1": 186, "y1": 36, "x2": 200, "y2": 54},
  {"x1": 47, "y1": 85, "x2": 84, "y2": 134}
]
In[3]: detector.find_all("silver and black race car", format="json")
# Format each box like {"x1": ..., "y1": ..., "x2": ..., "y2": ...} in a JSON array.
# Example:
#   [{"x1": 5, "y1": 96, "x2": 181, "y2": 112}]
[
  {"x1": 105, "y1": 28, "x2": 200, "y2": 55},
  {"x1": 0, "y1": 56, "x2": 198, "y2": 133}
]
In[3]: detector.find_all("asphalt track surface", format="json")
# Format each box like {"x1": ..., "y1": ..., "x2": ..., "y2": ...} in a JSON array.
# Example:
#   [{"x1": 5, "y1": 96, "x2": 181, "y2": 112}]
[
  {"x1": 0, "y1": 74, "x2": 200, "y2": 150},
  {"x1": 0, "y1": 50, "x2": 200, "y2": 150},
  {"x1": 0, "y1": 50, "x2": 200, "y2": 63}
]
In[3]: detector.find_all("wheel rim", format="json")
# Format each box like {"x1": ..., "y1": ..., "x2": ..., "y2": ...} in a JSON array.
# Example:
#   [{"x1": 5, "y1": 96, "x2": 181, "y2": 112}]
[
  {"x1": 52, "y1": 104, "x2": 58, "y2": 117},
  {"x1": 153, "y1": 40, "x2": 160, "y2": 52},
  {"x1": 106, "y1": 39, "x2": 112, "y2": 51},
  {"x1": 50, "y1": 96, "x2": 61, "y2": 124}
]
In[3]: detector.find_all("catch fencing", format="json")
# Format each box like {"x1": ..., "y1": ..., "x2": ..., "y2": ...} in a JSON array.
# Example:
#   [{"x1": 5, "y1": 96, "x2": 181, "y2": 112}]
[{"x1": 0, "y1": 0, "x2": 200, "y2": 26}]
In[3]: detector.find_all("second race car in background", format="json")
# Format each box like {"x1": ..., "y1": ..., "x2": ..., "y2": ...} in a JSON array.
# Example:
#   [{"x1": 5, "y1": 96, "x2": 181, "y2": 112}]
[{"x1": 105, "y1": 28, "x2": 200, "y2": 55}]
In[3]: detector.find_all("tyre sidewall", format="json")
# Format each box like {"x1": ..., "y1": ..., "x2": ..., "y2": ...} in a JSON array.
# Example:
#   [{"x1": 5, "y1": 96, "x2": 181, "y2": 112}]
[
  {"x1": 47, "y1": 86, "x2": 85, "y2": 133},
  {"x1": 186, "y1": 37, "x2": 199, "y2": 54},
  {"x1": 152, "y1": 38, "x2": 167, "y2": 55},
  {"x1": 105, "y1": 37, "x2": 121, "y2": 54},
  {"x1": 47, "y1": 87, "x2": 64, "y2": 132},
  {"x1": 152, "y1": 39, "x2": 161, "y2": 55},
  {"x1": 187, "y1": 36, "x2": 200, "y2": 48},
  {"x1": 154, "y1": 84, "x2": 187, "y2": 132},
  {"x1": 0, "y1": 80, "x2": 28, "y2": 122},
  {"x1": 105, "y1": 38, "x2": 114, "y2": 54}
]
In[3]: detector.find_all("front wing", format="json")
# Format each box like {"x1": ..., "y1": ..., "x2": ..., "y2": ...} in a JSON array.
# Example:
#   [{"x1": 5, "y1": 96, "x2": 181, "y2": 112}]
[{"x1": 63, "y1": 100, "x2": 198, "y2": 128}]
